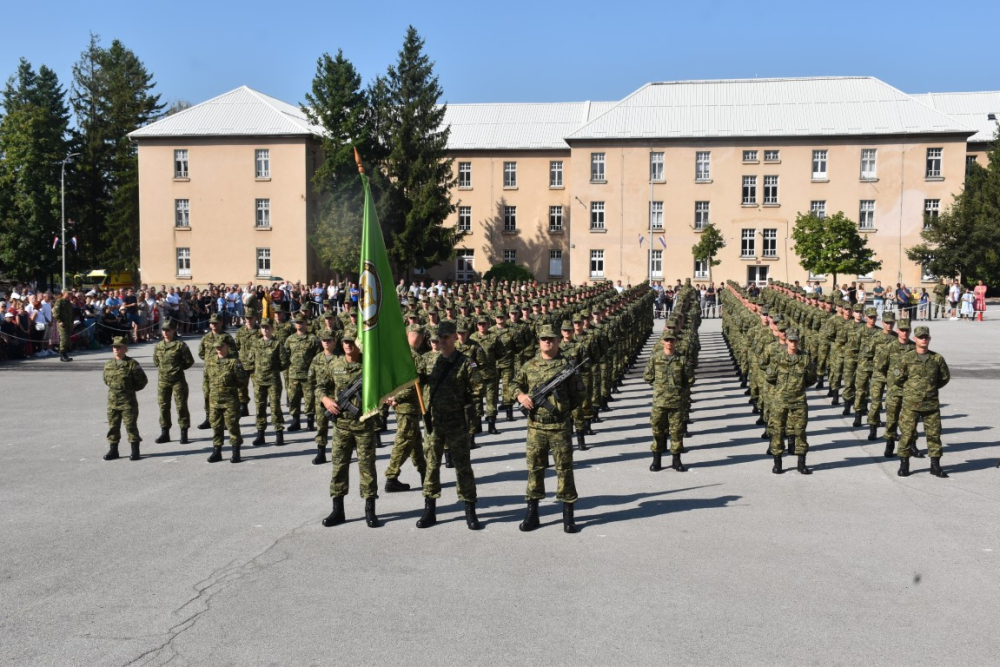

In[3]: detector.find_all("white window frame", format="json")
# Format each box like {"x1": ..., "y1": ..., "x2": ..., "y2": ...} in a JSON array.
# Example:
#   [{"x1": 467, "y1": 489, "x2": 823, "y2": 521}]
[
  {"x1": 650, "y1": 152, "x2": 664, "y2": 181},
  {"x1": 764, "y1": 150, "x2": 780, "y2": 162},
  {"x1": 503, "y1": 161, "x2": 517, "y2": 188},
  {"x1": 808, "y1": 270, "x2": 827, "y2": 281},
  {"x1": 256, "y1": 248, "x2": 271, "y2": 278},
  {"x1": 591, "y1": 152, "x2": 606, "y2": 182},
  {"x1": 255, "y1": 149, "x2": 270, "y2": 179},
  {"x1": 859, "y1": 200, "x2": 875, "y2": 230},
  {"x1": 455, "y1": 249, "x2": 475, "y2": 282},
  {"x1": 176, "y1": 247, "x2": 191, "y2": 277},
  {"x1": 503, "y1": 249, "x2": 517, "y2": 264},
  {"x1": 175, "y1": 199, "x2": 190, "y2": 228},
  {"x1": 649, "y1": 201, "x2": 663, "y2": 230},
  {"x1": 810, "y1": 200, "x2": 826, "y2": 220},
  {"x1": 742, "y1": 175, "x2": 757, "y2": 205},
  {"x1": 548, "y1": 249, "x2": 563, "y2": 276},
  {"x1": 549, "y1": 205, "x2": 564, "y2": 233},
  {"x1": 860, "y1": 148, "x2": 877, "y2": 180},
  {"x1": 696, "y1": 151, "x2": 711, "y2": 181},
  {"x1": 857, "y1": 271, "x2": 874, "y2": 281},
  {"x1": 926, "y1": 148, "x2": 942, "y2": 178},
  {"x1": 458, "y1": 162, "x2": 472, "y2": 188},
  {"x1": 649, "y1": 249, "x2": 663, "y2": 279},
  {"x1": 503, "y1": 205, "x2": 517, "y2": 233},
  {"x1": 458, "y1": 206, "x2": 471, "y2": 232},
  {"x1": 590, "y1": 202, "x2": 605, "y2": 231},
  {"x1": 924, "y1": 199, "x2": 940, "y2": 230},
  {"x1": 549, "y1": 160, "x2": 563, "y2": 188},
  {"x1": 255, "y1": 199, "x2": 271, "y2": 228},
  {"x1": 694, "y1": 259, "x2": 709, "y2": 279},
  {"x1": 743, "y1": 149, "x2": 759, "y2": 162},
  {"x1": 174, "y1": 149, "x2": 188, "y2": 178},
  {"x1": 812, "y1": 149, "x2": 828, "y2": 180},
  {"x1": 763, "y1": 175, "x2": 778, "y2": 204},
  {"x1": 694, "y1": 201, "x2": 710, "y2": 230},
  {"x1": 589, "y1": 249, "x2": 605, "y2": 278},
  {"x1": 762, "y1": 228, "x2": 777, "y2": 258},
  {"x1": 741, "y1": 229, "x2": 756, "y2": 258}
]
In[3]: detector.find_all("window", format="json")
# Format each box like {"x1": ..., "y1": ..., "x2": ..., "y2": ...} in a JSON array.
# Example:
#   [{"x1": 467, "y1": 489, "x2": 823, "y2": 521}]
[
  {"x1": 458, "y1": 206, "x2": 471, "y2": 232},
  {"x1": 762, "y1": 229, "x2": 777, "y2": 258},
  {"x1": 255, "y1": 199, "x2": 271, "y2": 228},
  {"x1": 921, "y1": 262, "x2": 936, "y2": 282},
  {"x1": 694, "y1": 201, "x2": 710, "y2": 230},
  {"x1": 860, "y1": 149, "x2": 877, "y2": 180},
  {"x1": 812, "y1": 149, "x2": 828, "y2": 179},
  {"x1": 742, "y1": 176, "x2": 757, "y2": 205},
  {"x1": 591, "y1": 153, "x2": 606, "y2": 182},
  {"x1": 589, "y1": 250, "x2": 605, "y2": 277},
  {"x1": 764, "y1": 150, "x2": 780, "y2": 162},
  {"x1": 966, "y1": 154, "x2": 978, "y2": 167},
  {"x1": 649, "y1": 201, "x2": 663, "y2": 230},
  {"x1": 255, "y1": 149, "x2": 270, "y2": 178},
  {"x1": 256, "y1": 248, "x2": 271, "y2": 277},
  {"x1": 503, "y1": 161, "x2": 517, "y2": 188},
  {"x1": 174, "y1": 149, "x2": 188, "y2": 178},
  {"x1": 741, "y1": 229, "x2": 756, "y2": 258},
  {"x1": 590, "y1": 202, "x2": 605, "y2": 230},
  {"x1": 857, "y1": 271, "x2": 874, "y2": 281},
  {"x1": 650, "y1": 152, "x2": 664, "y2": 181},
  {"x1": 810, "y1": 200, "x2": 826, "y2": 220},
  {"x1": 926, "y1": 148, "x2": 942, "y2": 178},
  {"x1": 859, "y1": 200, "x2": 875, "y2": 229},
  {"x1": 549, "y1": 161, "x2": 563, "y2": 187},
  {"x1": 649, "y1": 249, "x2": 663, "y2": 279},
  {"x1": 174, "y1": 199, "x2": 190, "y2": 228},
  {"x1": 549, "y1": 249, "x2": 563, "y2": 276},
  {"x1": 743, "y1": 150, "x2": 758, "y2": 162},
  {"x1": 696, "y1": 151, "x2": 711, "y2": 180},
  {"x1": 503, "y1": 249, "x2": 517, "y2": 264},
  {"x1": 456, "y1": 249, "x2": 475, "y2": 282},
  {"x1": 694, "y1": 259, "x2": 709, "y2": 279},
  {"x1": 763, "y1": 175, "x2": 779, "y2": 204},
  {"x1": 458, "y1": 162, "x2": 472, "y2": 188},
  {"x1": 924, "y1": 199, "x2": 940, "y2": 230},
  {"x1": 176, "y1": 247, "x2": 191, "y2": 277},
  {"x1": 503, "y1": 205, "x2": 517, "y2": 232},
  {"x1": 808, "y1": 270, "x2": 827, "y2": 281},
  {"x1": 548, "y1": 206, "x2": 564, "y2": 233}
]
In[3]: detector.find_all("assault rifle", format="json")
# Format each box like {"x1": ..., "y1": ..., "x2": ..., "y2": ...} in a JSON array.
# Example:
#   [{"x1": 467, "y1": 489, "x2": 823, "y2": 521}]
[
  {"x1": 326, "y1": 376, "x2": 362, "y2": 418},
  {"x1": 520, "y1": 357, "x2": 588, "y2": 417}
]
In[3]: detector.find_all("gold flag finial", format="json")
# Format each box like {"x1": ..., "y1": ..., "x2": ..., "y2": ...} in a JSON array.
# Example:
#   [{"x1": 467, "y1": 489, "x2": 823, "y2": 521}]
[{"x1": 354, "y1": 147, "x2": 364, "y2": 174}]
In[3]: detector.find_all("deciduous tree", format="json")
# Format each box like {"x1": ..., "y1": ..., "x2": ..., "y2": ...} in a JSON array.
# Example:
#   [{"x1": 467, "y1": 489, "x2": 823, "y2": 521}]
[{"x1": 791, "y1": 211, "x2": 881, "y2": 287}]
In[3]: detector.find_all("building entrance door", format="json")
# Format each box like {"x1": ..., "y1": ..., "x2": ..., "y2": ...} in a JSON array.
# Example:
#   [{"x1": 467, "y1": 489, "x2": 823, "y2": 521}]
[{"x1": 747, "y1": 265, "x2": 769, "y2": 286}]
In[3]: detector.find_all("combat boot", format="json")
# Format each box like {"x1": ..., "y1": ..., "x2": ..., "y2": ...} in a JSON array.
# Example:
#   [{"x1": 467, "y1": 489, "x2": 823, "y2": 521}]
[
  {"x1": 306, "y1": 415, "x2": 314, "y2": 431},
  {"x1": 649, "y1": 451, "x2": 663, "y2": 472},
  {"x1": 252, "y1": 430, "x2": 266, "y2": 446},
  {"x1": 465, "y1": 501, "x2": 482, "y2": 530},
  {"x1": 852, "y1": 411, "x2": 863, "y2": 427},
  {"x1": 376, "y1": 431, "x2": 387, "y2": 449},
  {"x1": 897, "y1": 457, "x2": 910, "y2": 477},
  {"x1": 384, "y1": 477, "x2": 410, "y2": 493},
  {"x1": 752, "y1": 404, "x2": 760, "y2": 415},
  {"x1": 103, "y1": 443, "x2": 120, "y2": 461},
  {"x1": 444, "y1": 450, "x2": 454, "y2": 468},
  {"x1": 576, "y1": 431, "x2": 588, "y2": 451},
  {"x1": 61, "y1": 352, "x2": 73, "y2": 362},
  {"x1": 154, "y1": 428, "x2": 171, "y2": 444},
  {"x1": 929, "y1": 457, "x2": 949, "y2": 478},
  {"x1": 584, "y1": 420, "x2": 596, "y2": 436},
  {"x1": 197, "y1": 417, "x2": 211, "y2": 430},
  {"x1": 469, "y1": 434, "x2": 479, "y2": 450},
  {"x1": 842, "y1": 403, "x2": 852, "y2": 416},
  {"x1": 740, "y1": 377, "x2": 748, "y2": 389},
  {"x1": 240, "y1": 403, "x2": 249, "y2": 417},
  {"x1": 754, "y1": 414, "x2": 765, "y2": 425},
  {"x1": 562, "y1": 503, "x2": 578, "y2": 534},
  {"x1": 322, "y1": 497, "x2": 345, "y2": 527},
  {"x1": 816, "y1": 376, "x2": 824, "y2": 390},
  {"x1": 884, "y1": 439, "x2": 896, "y2": 458},
  {"x1": 418, "y1": 468, "x2": 426, "y2": 486},
  {"x1": 911, "y1": 440, "x2": 926, "y2": 459},
  {"x1": 312, "y1": 446, "x2": 327, "y2": 465},
  {"x1": 416, "y1": 498, "x2": 437, "y2": 528},
  {"x1": 487, "y1": 416, "x2": 500, "y2": 435},
  {"x1": 772, "y1": 455, "x2": 784, "y2": 474},
  {"x1": 868, "y1": 425, "x2": 879, "y2": 441},
  {"x1": 831, "y1": 390, "x2": 840, "y2": 405},
  {"x1": 179, "y1": 428, "x2": 190, "y2": 445},
  {"x1": 826, "y1": 387, "x2": 835, "y2": 398},
  {"x1": 796, "y1": 454, "x2": 812, "y2": 475},
  {"x1": 288, "y1": 418, "x2": 302, "y2": 432},
  {"x1": 505, "y1": 405, "x2": 515, "y2": 422},
  {"x1": 591, "y1": 413, "x2": 602, "y2": 424},
  {"x1": 786, "y1": 436, "x2": 795, "y2": 453},
  {"x1": 364, "y1": 498, "x2": 380, "y2": 528},
  {"x1": 207, "y1": 446, "x2": 223, "y2": 463},
  {"x1": 275, "y1": 432, "x2": 285, "y2": 447},
  {"x1": 671, "y1": 453, "x2": 687, "y2": 472},
  {"x1": 129, "y1": 442, "x2": 141, "y2": 461},
  {"x1": 475, "y1": 416, "x2": 483, "y2": 435},
  {"x1": 519, "y1": 499, "x2": 540, "y2": 532},
  {"x1": 230, "y1": 444, "x2": 242, "y2": 463}
]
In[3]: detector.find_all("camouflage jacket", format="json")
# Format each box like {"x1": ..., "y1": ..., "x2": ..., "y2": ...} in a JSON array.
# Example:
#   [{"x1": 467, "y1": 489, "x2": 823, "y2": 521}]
[
  {"x1": 103, "y1": 356, "x2": 148, "y2": 409},
  {"x1": 234, "y1": 325, "x2": 261, "y2": 355},
  {"x1": 390, "y1": 348, "x2": 422, "y2": 415},
  {"x1": 643, "y1": 347, "x2": 690, "y2": 409},
  {"x1": 893, "y1": 350, "x2": 950, "y2": 411},
  {"x1": 456, "y1": 338, "x2": 488, "y2": 387},
  {"x1": 308, "y1": 352, "x2": 339, "y2": 400},
  {"x1": 245, "y1": 337, "x2": 289, "y2": 383},
  {"x1": 152, "y1": 338, "x2": 195, "y2": 384},
  {"x1": 320, "y1": 355, "x2": 367, "y2": 427},
  {"x1": 767, "y1": 350, "x2": 817, "y2": 405},
  {"x1": 207, "y1": 355, "x2": 247, "y2": 402},
  {"x1": 514, "y1": 352, "x2": 587, "y2": 427},
  {"x1": 52, "y1": 298, "x2": 73, "y2": 326},
  {"x1": 285, "y1": 333, "x2": 321, "y2": 379},
  {"x1": 471, "y1": 329, "x2": 505, "y2": 373},
  {"x1": 418, "y1": 350, "x2": 477, "y2": 422},
  {"x1": 876, "y1": 339, "x2": 916, "y2": 395},
  {"x1": 198, "y1": 331, "x2": 238, "y2": 361}
]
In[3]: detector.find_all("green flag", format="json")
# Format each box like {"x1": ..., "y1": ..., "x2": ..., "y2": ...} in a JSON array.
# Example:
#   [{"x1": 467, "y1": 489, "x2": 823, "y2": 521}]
[{"x1": 358, "y1": 170, "x2": 416, "y2": 420}]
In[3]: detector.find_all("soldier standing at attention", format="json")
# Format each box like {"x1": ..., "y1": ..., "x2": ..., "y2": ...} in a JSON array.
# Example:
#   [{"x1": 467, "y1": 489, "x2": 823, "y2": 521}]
[
  {"x1": 894, "y1": 326, "x2": 951, "y2": 478},
  {"x1": 285, "y1": 313, "x2": 321, "y2": 432},
  {"x1": 414, "y1": 320, "x2": 482, "y2": 531},
  {"x1": 643, "y1": 330, "x2": 691, "y2": 473},
  {"x1": 383, "y1": 324, "x2": 428, "y2": 492},
  {"x1": 246, "y1": 318, "x2": 289, "y2": 447},
  {"x1": 559, "y1": 320, "x2": 589, "y2": 451},
  {"x1": 233, "y1": 308, "x2": 261, "y2": 417},
  {"x1": 152, "y1": 319, "x2": 195, "y2": 445},
  {"x1": 53, "y1": 291, "x2": 74, "y2": 362},
  {"x1": 102, "y1": 336, "x2": 149, "y2": 461},
  {"x1": 197, "y1": 314, "x2": 238, "y2": 429},
  {"x1": 471, "y1": 314, "x2": 504, "y2": 435},
  {"x1": 866, "y1": 312, "x2": 896, "y2": 442},
  {"x1": 491, "y1": 309, "x2": 517, "y2": 424},
  {"x1": 308, "y1": 330, "x2": 339, "y2": 465},
  {"x1": 879, "y1": 319, "x2": 917, "y2": 458},
  {"x1": 455, "y1": 319, "x2": 487, "y2": 448},
  {"x1": 932, "y1": 278, "x2": 950, "y2": 320},
  {"x1": 514, "y1": 324, "x2": 587, "y2": 533},
  {"x1": 767, "y1": 330, "x2": 817, "y2": 474},
  {"x1": 206, "y1": 339, "x2": 247, "y2": 463},
  {"x1": 852, "y1": 307, "x2": 881, "y2": 427},
  {"x1": 319, "y1": 327, "x2": 380, "y2": 528}
]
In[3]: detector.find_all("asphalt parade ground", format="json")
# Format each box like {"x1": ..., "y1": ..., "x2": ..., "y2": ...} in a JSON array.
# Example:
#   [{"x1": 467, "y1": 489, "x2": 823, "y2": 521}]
[{"x1": 3, "y1": 315, "x2": 999, "y2": 666}]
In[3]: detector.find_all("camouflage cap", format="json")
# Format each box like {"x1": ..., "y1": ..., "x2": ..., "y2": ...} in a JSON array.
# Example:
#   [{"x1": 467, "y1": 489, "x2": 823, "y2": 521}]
[
  {"x1": 437, "y1": 320, "x2": 457, "y2": 337},
  {"x1": 213, "y1": 338, "x2": 230, "y2": 348},
  {"x1": 406, "y1": 323, "x2": 425, "y2": 335},
  {"x1": 293, "y1": 313, "x2": 307, "y2": 323},
  {"x1": 896, "y1": 319, "x2": 911, "y2": 331},
  {"x1": 208, "y1": 313, "x2": 222, "y2": 323},
  {"x1": 161, "y1": 319, "x2": 177, "y2": 331},
  {"x1": 560, "y1": 320, "x2": 573, "y2": 331},
  {"x1": 571, "y1": 314, "x2": 583, "y2": 323},
  {"x1": 786, "y1": 329, "x2": 799, "y2": 342},
  {"x1": 455, "y1": 319, "x2": 470, "y2": 333},
  {"x1": 537, "y1": 324, "x2": 557, "y2": 339},
  {"x1": 760, "y1": 307, "x2": 770, "y2": 316},
  {"x1": 111, "y1": 336, "x2": 128, "y2": 347},
  {"x1": 342, "y1": 326, "x2": 357, "y2": 342},
  {"x1": 865, "y1": 307, "x2": 878, "y2": 318},
  {"x1": 580, "y1": 309, "x2": 591, "y2": 318},
  {"x1": 476, "y1": 315, "x2": 489, "y2": 325},
  {"x1": 259, "y1": 318, "x2": 273, "y2": 328},
  {"x1": 661, "y1": 330, "x2": 676, "y2": 341},
  {"x1": 324, "y1": 311, "x2": 336, "y2": 319},
  {"x1": 318, "y1": 329, "x2": 336, "y2": 342},
  {"x1": 245, "y1": 307, "x2": 257, "y2": 318},
  {"x1": 852, "y1": 303, "x2": 864, "y2": 313},
  {"x1": 776, "y1": 321, "x2": 789, "y2": 332},
  {"x1": 882, "y1": 312, "x2": 896, "y2": 324},
  {"x1": 913, "y1": 325, "x2": 931, "y2": 338}
]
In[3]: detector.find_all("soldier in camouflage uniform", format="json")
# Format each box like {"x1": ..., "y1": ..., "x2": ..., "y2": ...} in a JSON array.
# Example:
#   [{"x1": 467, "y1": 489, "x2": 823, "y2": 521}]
[
  {"x1": 233, "y1": 308, "x2": 261, "y2": 417},
  {"x1": 839, "y1": 304, "x2": 864, "y2": 415},
  {"x1": 102, "y1": 336, "x2": 149, "y2": 461},
  {"x1": 572, "y1": 314, "x2": 597, "y2": 437},
  {"x1": 414, "y1": 320, "x2": 482, "y2": 531},
  {"x1": 52, "y1": 291, "x2": 74, "y2": 362},
  {"x1": 851, "y1": 307, "x2": 881, "y2": 427},
  {"x1": 513, "y1": 324, "x2": 587, "y2": 533},
  {"x1": 307, "y1": 330, "x2": 339, "y2": 464},
  {"x1": 766, "y1": 330, "x2": 817, "y2": 475},
  {"x1": 455, "y1": 318, "x2": 488, "y2": 448},
  {"x1": 318, "y1": 327, "x2": 381, "y2": 528},
  {"x1": 643, "y1": 329, "x2": 692, "y2": 473},
  {"x1": 384, "y1": 324, "x2": 427, "y2": 492},
  {"x1": 197, "y1": 314, "x2": 238, "y2": 429},
  {"x1": 866, "y1": 311, "x2": 896, "y2": 442},
  {"x1": 245, "y1": 318, "x2": 289, "y2": 447},
  {"x1": 894, "y1": 325, "x2": 951, "y2": 478},
  {"x1": 471, "y1": 314, "x2": 503, "y2": 435},
  {"x1": 879, "y1": 319, "x2": 917, "y2": 458},
  {"x1": 932, "y1": 279, "x2": 950, "y2": 319},
  {"x1": 206, "y1": 339, "x2": 247, "y2": 463},
  {"x1": 152, "y1": 319, "x2": 195, "y2": 445},
  {"x1": 285, "y1": 313, "x2": 321, "y2": 431},
  {"x1": 559, "y1": 320, "x2": 589, "y2": 451}
]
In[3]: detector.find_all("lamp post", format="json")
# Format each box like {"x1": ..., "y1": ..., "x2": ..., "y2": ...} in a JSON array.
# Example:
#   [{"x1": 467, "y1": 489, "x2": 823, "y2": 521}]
[{"x1": 60, "y1": 153, "x2": 79, "y2": 292}]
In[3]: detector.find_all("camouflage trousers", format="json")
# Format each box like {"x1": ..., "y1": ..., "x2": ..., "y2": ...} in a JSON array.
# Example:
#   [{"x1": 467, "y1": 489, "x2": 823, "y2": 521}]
[
  {"x1": 238, "y1": 376, "x2": 251, "y2": 406},
  {"x1": 329, "y1": 420, "x2": 377, "y2": 499},
  {"x1": 423, "y1": 414, "x2": 477, "y2": 502},
  {"x1": 883, "y1": 391, "x2": 904, "y2": 440},
  {"x1": 816, "y1": 342, "x2": 830, "y2": 376},
  {"x1": 525, "y1": 424, "x2": 577, "y2": 503},
  {"x1": 254, "y1": 378, "x2": 284, "y2": 431},
  {"x1": 868, "y1": 376, "x2": 887, "y2": 425},
  {"x1": 933, "y1": 298, "x2": 947, "y2": 319},
  {"x1": 498, "y1": 366, "x2": 514, "y2": 406},
  {"x1": 828, "y1": 349, "x2": 843, "y2": 390},
  {"x1": 898, "y1": 407, "x2": 943, "y2": 458},
  {"x1": 853, "y1": 364, "x2": 873, "y2": 411},
  {"x1": 157, "y1": 379, "x2": 190, "y2": 429},
  {"x1": 841, "y1": 355, "x2": 858, "y2": 401},
  {"x1": 769, "y1": 402, "x2": 809, "y2": 455},
  {"x1": 210, "y1": 397, "x2": 242, "y2": 447},
  {"x1": 287, "y1": 376, "x2": 314, "y2": 418},
  {"x1": 579, "y1": 372, "x2": 595, "y2": 421},
  {"x1": 649, "y1": 405, "x2": 684, "y2": 454},
  {"x1": 57, "y1": 322, "x2": 71, "y2": 354},
  {"x1": 482, "y1": 375, "x2": 499, "y2": 417},
  {"x1": 107, "y1": 400, "x2": 140, "y2": 445},
  {"x1": 314, "y1": 407, "x2": 331, "y2": 447},
  {"x1": 386, "y1": 411, "x2": 425, "y2": 481}
]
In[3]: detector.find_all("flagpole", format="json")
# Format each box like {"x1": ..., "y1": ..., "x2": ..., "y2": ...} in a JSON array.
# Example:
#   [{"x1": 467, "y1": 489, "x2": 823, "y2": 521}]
[{"x1": 60, "y1": 152, "x2": 79, "y2": 292}]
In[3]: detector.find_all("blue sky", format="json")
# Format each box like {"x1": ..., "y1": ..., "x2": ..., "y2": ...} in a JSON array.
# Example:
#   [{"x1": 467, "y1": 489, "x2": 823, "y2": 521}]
[{"x1": 2, "y1": 0, "x2": 996, "y2": 113}]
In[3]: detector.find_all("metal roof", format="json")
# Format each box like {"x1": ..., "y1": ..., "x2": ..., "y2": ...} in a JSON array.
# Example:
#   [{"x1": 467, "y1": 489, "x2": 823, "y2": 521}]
[
  {"x1": 129, "y1": 86, "x2": 323, "y2": 139},
  {"x1": 444, "y1": 101, "x2": 617, "y2": 150},
  {"x1": 911, "y1": 91, "x2": 1000, "y2": 144},
  {"x1": 567, "y1": 77, "x2": 975, "y2": 141}
]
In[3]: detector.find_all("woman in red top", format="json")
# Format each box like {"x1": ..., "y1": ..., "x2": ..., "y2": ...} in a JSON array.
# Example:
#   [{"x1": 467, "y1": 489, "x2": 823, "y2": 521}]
[{"x1": 973, "y1": 280, "x2": 988, "y2": 317}]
